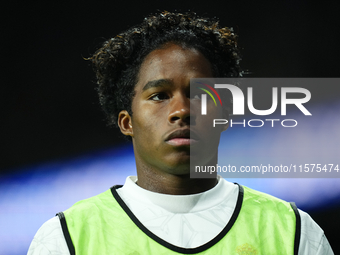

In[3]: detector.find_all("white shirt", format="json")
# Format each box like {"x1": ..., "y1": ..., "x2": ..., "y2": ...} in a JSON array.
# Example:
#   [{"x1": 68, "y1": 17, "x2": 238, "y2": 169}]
[{"x1": 28, "y1": 176, "x2": 334, "y2": 254}]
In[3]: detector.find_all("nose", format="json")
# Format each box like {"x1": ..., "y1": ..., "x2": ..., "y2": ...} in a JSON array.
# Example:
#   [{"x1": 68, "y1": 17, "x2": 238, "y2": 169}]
[{"x1": 168, "y1": 94, "x2": 193, "y2": 125}]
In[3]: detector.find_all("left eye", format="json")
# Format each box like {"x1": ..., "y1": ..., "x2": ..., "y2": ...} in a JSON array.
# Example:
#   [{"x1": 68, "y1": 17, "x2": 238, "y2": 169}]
[{"x1": 150, "y1": 93, "x2": 169, "y2": 101}]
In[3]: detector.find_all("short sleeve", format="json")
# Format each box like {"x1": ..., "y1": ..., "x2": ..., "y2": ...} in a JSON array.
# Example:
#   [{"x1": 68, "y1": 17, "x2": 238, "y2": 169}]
[
  {"x1": 27, "y1": 216, "x2": 70, "y2": 255},
  {"x1": 298, "y1": 209, "x2": 334, "y2": 255}
]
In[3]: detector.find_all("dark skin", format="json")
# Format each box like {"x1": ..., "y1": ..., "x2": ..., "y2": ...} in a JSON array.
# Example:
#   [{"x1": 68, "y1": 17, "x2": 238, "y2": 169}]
[{"x1": 118, "y1": 43, "x2": 228, "y2": 195}]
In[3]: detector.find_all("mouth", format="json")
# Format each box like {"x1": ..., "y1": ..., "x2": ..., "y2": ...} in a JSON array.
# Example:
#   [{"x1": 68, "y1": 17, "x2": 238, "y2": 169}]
[{"x1": 165, "y1": 129, "x2": 199, "y2": 146}]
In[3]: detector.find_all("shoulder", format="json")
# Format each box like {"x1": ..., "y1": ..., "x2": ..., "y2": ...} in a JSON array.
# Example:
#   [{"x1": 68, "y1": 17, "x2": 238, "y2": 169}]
[
  {"x1": 27, "y1": 190, "x2": 114, "y2": 255},
  {"x1": 298, "y1": 209, "x2": 334, "y2": 255},
  {"x1": 241, "y1": 185, "x2": 293, "y2": 209},
  {"x1": 27, "y1": 216, "x2": 69, "y2": 255},
  {"x1": 241, "y1": 185, "x2": 334, "y2": 254},
  {"x1": 64, "y1": 189, "x2": 116, "y2": 216}
]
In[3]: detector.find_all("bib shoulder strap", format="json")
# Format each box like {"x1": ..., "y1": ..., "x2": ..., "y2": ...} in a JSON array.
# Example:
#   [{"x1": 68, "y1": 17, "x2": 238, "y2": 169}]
[
  {"x1": 289, "y1": 202, "x2": 301, "y2": 255},
  {"x1": 56, "y1": 212, "x2": 75, "y2": 255}
]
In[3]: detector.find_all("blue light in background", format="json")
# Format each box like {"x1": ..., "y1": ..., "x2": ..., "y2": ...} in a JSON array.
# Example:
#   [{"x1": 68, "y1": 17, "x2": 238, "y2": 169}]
[
  {"x1": 0, "y1": 146, "x2": 136, "y2": 255},
  {"x1": 1, "y1": 102, "x2": 340, "y2": 255}
]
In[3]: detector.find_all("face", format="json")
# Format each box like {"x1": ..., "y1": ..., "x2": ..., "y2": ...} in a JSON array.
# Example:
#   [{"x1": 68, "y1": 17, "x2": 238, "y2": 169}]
[{"x1": 118, "y1": 43, "x2": 227, "y2": 176}]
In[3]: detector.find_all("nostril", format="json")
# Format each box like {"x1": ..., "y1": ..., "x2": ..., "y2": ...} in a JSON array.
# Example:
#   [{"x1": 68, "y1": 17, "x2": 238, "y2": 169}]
[
  {"x1": 170, "y1": 116, "x2": 181, "y2": 122},
  {"x1": 169, "y1": 112, "x2": 194, "y2": 124}
]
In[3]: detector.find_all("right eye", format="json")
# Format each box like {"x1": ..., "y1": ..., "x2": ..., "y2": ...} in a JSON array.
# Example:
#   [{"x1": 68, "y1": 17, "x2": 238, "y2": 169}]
[{"x1": 149, "y1": 92, "x2": 169, "y2": 101}]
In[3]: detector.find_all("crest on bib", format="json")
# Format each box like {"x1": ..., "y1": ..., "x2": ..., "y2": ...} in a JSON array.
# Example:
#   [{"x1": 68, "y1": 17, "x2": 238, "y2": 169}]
[{"x1": 236, "y1": 243, "x2": 258, "y2": 255}]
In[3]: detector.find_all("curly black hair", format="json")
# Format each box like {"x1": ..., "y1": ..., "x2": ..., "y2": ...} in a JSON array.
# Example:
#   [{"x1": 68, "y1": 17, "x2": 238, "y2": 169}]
[{"x1": 90, "y1": 11, "x2": 242, "y2": 127}]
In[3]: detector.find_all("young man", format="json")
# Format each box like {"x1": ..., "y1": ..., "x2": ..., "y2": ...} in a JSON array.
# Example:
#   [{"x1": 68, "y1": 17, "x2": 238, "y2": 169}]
[{"x1": 28, "y1": 11, "x2": 333, "y2": 254}]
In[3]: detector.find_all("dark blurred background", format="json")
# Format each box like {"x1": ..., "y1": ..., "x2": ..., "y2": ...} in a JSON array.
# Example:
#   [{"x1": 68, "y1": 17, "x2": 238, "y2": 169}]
[
  {"x1": 3, "y1": 0, "x2": 340, "y2": 173},
  {"x1": 2, "y1": 1, "x2": 340, "y2": 254}
]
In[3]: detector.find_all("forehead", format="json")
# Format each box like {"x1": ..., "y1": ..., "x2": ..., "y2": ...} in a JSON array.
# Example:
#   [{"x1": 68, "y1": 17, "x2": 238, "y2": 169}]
[{"x1": 135, "y1": 44, "x2": 213, "y2": 89}]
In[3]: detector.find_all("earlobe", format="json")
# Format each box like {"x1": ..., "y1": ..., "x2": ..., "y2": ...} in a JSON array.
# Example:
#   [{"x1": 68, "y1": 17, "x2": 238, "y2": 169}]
[{"x1": 118, "y1": 110, "x2": 134, "y2": 137}]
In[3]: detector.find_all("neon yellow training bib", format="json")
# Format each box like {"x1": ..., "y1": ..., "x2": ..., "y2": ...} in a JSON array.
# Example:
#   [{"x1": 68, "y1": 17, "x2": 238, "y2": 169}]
[{"x1": 57, "y1": 184, "x2": 300, "y2": 255}]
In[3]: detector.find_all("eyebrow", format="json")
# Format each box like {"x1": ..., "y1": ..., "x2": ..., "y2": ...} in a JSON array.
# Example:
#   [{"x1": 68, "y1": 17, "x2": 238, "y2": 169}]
[{"x1": 142, "y1": 79, "x2": 173, "y2": 91}]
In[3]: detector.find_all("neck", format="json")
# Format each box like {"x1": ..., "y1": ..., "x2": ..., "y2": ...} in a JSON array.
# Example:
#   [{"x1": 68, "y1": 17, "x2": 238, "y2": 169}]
[{"x1": 136, "y1": 168, "x2": 218, "y2": 195}]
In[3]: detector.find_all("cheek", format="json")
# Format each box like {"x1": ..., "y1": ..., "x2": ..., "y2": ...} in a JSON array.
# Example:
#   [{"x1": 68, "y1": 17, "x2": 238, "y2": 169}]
[{"x1": 132, "y1": 107, "x2": 163, "y2": 138}]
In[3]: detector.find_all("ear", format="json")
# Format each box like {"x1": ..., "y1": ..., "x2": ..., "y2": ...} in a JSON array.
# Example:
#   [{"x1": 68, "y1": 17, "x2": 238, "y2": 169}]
[{"x1": 118, "y1": 110, "x2": 134, "y2": 137}]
